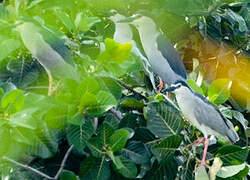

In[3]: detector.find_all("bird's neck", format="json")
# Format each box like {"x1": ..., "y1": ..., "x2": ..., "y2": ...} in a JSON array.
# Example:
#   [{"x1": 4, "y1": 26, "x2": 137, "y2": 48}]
[{"x1": 137, "y1": 24, "x2": 160, "y2": 57}]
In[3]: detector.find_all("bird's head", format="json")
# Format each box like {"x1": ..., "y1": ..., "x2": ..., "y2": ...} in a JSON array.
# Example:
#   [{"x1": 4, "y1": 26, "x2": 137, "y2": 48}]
[
  {"x1": 162, "y1": 80, "x2": 190, "y2": 93},
  {"x1": 118, "y1": 14, "x2": 155, "y2": 29}
]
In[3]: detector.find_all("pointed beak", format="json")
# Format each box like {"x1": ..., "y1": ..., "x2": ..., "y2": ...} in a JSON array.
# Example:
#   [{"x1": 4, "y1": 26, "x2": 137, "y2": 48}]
[
  {"x1": 162, "y1": 86, "x2": 178, "y2": 93},
  {"x1": 117, "y1": 14, "x2": 140, "y2": 23}
]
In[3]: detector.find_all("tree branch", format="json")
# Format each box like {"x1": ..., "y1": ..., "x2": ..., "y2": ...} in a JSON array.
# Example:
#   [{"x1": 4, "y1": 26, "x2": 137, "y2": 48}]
[{"x1": 3, "y1": 145, "x2": 74, "y2": 180}]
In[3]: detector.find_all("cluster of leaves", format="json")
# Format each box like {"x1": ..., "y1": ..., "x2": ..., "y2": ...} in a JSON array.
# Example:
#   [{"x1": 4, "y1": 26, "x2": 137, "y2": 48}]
[
  {"x1": 199, "y1": 1, "x2": 250, "y2": 55},
  {"x1": 0, "y1": 0, "x2": 249, "y2": 180}
]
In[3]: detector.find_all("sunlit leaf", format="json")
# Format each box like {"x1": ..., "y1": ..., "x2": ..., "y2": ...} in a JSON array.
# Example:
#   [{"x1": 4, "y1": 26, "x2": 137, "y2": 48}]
[
  {"x1": 216, "y1": 163, "x2": 246, "y2": 178},
  {"x1": 208, "y1": 78, "x2": 232, "y2": 105}
]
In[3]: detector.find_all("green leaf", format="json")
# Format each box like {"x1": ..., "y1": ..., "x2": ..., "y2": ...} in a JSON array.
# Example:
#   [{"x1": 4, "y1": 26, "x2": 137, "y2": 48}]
[
  {"x1": 145, "y1": 102, "x2": 185, "y2": 138},
  {"x1": 120, "y1": 98, "x2": 144, "y2": 110},
  {"x1": 121, "y1": 141, "x2": 150, "y2": 164},
  {"x1": 114, "y1": 157, "x2": 137, "y2": 179},
  {"x1": 67, "y1": 120, "x2": 94, "y2": 151},
  {"x1": 216, "y1": 163, "x2": 246, "y2": 178},
  {"x1": 60, "y1": 170, "x2": 78, "y2": 180},
  {"x1": 98, "y1": 38, "x2": 132, "y2": 64},
  {"x1": 86, "y1": 91, "x2": 117, "y2": 116},
  {"x1": 195, "y1": 166, "x2": 209, "y2": 180},
  {"x1": 108, "y1": 129, "x2": 130, "y2": 152},
  {"x1": 96, "y1": 77, "x2": 122, "y2": 100},
  {"x1": 208, "y1": 79, "x2": 232, "y2": 105},
  {"x1": 80, "y1": 157, "x2": 110, "y2": 180},
  {"x1": 215, "y1": 145, "x2": 248, "y2": 166},
  {"x1": 0, "y1": 39, "x2": 21, "y2": 62},
  {"x1": 77, "y1": 77, "x2": 100, "y2": 98},
  {"x1": 55, "y1": 9, "x2": 75, "y2": 32},
  {"x1": 187, "y1": 79, "x2": 204, "y2": 95},
  {"x1": 151, "y1": 135, "x2": 182, "y2": 161},
  {"x1": 99, "y1": 123, "x2": 115, "y2": 146},
  {"x1": 28, "y1": 123, "x2": 58, "y2": 158},
  {"x1": 87, "y1": 137, "x2": 104, "y2": 158},
  {"x1": 1, "y1": 89, "x2": 25, "y2": 114},
  {"x1": 79, "y1": 92, "x2": 98, "y2": 111},
  {"x1": 43, "y1": 106, "x2": 68, "y2": 129},
  {"x1": 9, "y1": 108, "x2": 38, "y2": 129},
  {"x1": 74, "y1": 12, "x2": 101, "y2": 32}
]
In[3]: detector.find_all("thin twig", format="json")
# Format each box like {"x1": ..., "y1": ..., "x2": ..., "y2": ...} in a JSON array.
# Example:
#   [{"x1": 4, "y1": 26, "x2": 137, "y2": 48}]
[
  {"x1": 116, "y1": 79, "x2": 147, "y2": 100},
  {"x1": 45, "y1": 68, "x2": 53, "y2": 96},
  {"x1": 54, "y1": 145, "x2": 74, "y2": 179},
  {"x1": 2, "y1": 156, "x2": 54, "y2": 179},
  {"x1": 3, "y1": 145, "x2": 74, "y2": 180}
]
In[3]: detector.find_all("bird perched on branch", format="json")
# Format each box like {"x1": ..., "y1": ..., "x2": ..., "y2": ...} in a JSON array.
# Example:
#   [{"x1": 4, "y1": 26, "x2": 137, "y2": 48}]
[
  {"x1": 163, "y1": 80, "x2": 239, "y2": 166},
  {"x1": 118, "y1": 14, "x2": 187, "y2": 92},
  {"x1": 110, "y1": 13, "x2": 157, "y2": 91}
]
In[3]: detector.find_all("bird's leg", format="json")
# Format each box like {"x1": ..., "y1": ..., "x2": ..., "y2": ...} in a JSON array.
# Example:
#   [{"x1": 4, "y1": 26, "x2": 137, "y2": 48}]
[
  {"x1": 200, "y1": 138, "x2": 209, "y2": 168},
  {"x1": 157, "y1": 77, "x2": 164, "y2": 94},
  {"x1": 187, "y1": 132, "x2": 205, "y2": 147}
]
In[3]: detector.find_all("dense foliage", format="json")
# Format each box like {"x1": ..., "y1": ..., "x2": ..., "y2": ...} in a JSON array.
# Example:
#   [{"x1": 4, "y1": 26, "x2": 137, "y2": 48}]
[{"x1": 0, "y1": 0, "x2": 249, "y2": 179}]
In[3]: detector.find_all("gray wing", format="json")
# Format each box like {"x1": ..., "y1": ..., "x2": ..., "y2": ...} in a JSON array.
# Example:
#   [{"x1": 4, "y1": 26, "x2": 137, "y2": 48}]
[
  {"x1": 193, "y1": 93, "x2": 230, "y2": 136},
  {"x1": 157, "y1": 35, "x2": 187, "y2": 80}
]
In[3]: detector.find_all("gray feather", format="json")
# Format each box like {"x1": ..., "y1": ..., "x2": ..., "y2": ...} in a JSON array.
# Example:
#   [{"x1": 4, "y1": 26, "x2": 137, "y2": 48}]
[{"x1": 157, "y1": 35, "x2": 187, "y2": 80}]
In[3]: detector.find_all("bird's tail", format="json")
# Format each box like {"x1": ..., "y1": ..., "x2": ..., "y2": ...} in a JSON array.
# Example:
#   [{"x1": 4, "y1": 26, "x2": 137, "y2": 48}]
[{"x1": 226, "y1": 120, "x2": 239, "y2": 143}]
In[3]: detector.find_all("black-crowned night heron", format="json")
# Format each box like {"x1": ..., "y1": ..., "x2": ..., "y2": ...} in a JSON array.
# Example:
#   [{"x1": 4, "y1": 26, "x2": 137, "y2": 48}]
[
  {"x1": 118, "y1": 14, "x2": 187, "y2": 91},
  {"x1": 109, "y1": 13, "x2": 157, "y2": 91},
  {"x1": 163, "y1": 80, "x2": 239, "y2": 166}
]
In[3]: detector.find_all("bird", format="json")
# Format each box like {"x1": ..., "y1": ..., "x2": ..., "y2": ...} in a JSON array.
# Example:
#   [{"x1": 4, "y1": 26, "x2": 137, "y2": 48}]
[
  {"x1": 118, "y1": 14, "x2": 187, "y2": 90},
  {"x1": 17, "y1": 22, "x2": 79, "y2": 82},
  {"x1": 109, "y1": 13, "x2": 157, "y2": 91},
  {"x1": 163, "y1": 80, "x2": 239, "y2": 166}
]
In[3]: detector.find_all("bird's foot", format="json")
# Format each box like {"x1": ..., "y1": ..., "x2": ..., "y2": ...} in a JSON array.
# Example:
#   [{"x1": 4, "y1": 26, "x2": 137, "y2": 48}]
[
  {"x1": 187, "y1": 133, "x2": 205, "y2": 147},
  {"x1": 157, "y1": 77, "x2": 164, "y2": 94}
]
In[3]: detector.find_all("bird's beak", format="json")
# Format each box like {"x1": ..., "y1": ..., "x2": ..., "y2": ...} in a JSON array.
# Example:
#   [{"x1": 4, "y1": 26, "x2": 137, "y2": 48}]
[
  {"x1": 162, "y1": 86, "x2": 178, "y2": 93},
  {"x1": 117, "y1": 15, "x2": 140, "y2": 23}
]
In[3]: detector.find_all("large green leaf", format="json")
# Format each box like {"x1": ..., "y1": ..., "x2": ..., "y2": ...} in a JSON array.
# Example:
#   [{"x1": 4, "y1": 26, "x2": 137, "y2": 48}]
[
  {"x1": 214, "y1": 145, "x2": 248, "y2": 166},
  {"x1": 114, "y1": 157, "x2": 138, "y2": 179},
  {"x1": 67, "y1": 120, "x2": 94, "y2": 151},
  {"x1": 121, "y1": 141, "x2": 150, "y2": 164},
  {"x1": 80, "y1": 157, "x2": 111, "y2": 180},
  {"x1": 216, "y1": 163, "x2": 246, "y2": 178},
  {"x1": 28, "y1": 123, "x2": 58, "y2": 158},
  {"x1": 151, "y1": 135, "x2": 182, "y2": 161},
  {"x1": 9, "y1": 108, "x2": 38, "y2": 130},
  {"x1": 108, "y1": 129, "x2": 131, "y2": 152},
  {"x1": 85, "y1": 91, "x2": 117, "y2": 116},
  {"x1": 96, "y1": 77, "x2": 122, "y2": 100},
  {"x1": 145, "y1": 102, "x2": 184, "y2": 138}
]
